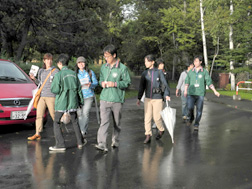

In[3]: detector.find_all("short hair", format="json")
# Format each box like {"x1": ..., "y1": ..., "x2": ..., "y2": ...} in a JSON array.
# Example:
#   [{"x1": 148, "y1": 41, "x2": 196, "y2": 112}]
[
  {"x1": 194, "y1": 55, "x2": 203, "y2": 62},
  {"x1": 43, "y1": 53, "x2": 53, "y2": 60},
  {"x1": 103, "y1": 44, "x2": 117, "y2": 58},
  {"x1": 57, "y1": 54, "x2": 69, "y2": 66},
  {"x1": 156, "y1": 58, "x2": 164, "y2": 66}
]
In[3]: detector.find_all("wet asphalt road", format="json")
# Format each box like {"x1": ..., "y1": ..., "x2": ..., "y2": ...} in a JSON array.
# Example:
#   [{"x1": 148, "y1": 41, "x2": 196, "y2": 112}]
[{"x1": 1, "y1": 83, "x2": 252, "y2": 188}]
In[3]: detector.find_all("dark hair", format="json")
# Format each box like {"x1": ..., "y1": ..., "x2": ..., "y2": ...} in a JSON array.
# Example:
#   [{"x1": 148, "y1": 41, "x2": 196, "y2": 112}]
[
  {"x1": 42, "y1": 53, "x2": 53, "y2": 69},
  {"x1": 194, "y1": 55, "x2": 203, "y2": 62},
  {"x1": 103, "y1": 44, "x2": 117, "y2": 58},
  {"x1": 57, "y1": 54, "x2": 69, "y2": 66},
  {"x1": 156, "y1": 58, "x2": 164, "y2": 66},
  {"x1": 75, "y1": 60, "x2": 90, "y2": 74},
  {"x1": 144, "y1": 54, "x2": 157, "y2": 67}
]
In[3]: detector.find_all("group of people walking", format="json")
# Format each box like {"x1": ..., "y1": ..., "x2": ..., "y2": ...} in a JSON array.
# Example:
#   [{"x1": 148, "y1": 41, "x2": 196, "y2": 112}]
[
  {"x1": 27, "y1": 44, "x2": 131, "y2": 152},
  {"x1": 137, "y1": 54, "x2": 220, "y2": 144},
  {"x1": 27, "y1": 44, "x2": 219, "y2": 152}
]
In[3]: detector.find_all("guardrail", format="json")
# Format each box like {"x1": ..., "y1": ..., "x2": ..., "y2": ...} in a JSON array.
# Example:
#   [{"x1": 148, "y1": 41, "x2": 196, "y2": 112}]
[
  {"x1": 236, "y1": 81, "x2": 252, "y2": 95},
  {"x1": 233, "y1": 81, "x2": 252, "y2": 100}
]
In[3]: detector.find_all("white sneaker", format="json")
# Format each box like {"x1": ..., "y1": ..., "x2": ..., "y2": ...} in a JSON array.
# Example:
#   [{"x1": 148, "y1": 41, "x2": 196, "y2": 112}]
[
  {"x1": 78, "y1": 139, "x2": 88, "y2": 149},
  {"x1": 111, "y1": 141, "x2": 119, "y2": 148},
  {"x1": 49, "y1": 146, "x2": 66, "y2": 151},
  {"x1": 95, "y1": 143, "x2": 108, "y2": 152}
]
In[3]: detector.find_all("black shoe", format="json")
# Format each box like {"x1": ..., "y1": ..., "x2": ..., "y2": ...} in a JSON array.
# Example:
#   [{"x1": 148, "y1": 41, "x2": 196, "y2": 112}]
[
  {"x1": 156, "y1": 131, "x2": 164, "y2": 140},
  {"x1": 144, "y1": 135, "x2": 151, "y2": 144}
]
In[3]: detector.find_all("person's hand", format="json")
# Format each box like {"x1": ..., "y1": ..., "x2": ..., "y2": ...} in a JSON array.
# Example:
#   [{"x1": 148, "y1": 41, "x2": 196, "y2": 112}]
[
  {"x1": 84, "y1": 82, "x2": 91, "y2": 88},
  {"x1": 215, "y1": 91, "x2": 220, "y2": 97},
  {"x1": 175, "y1": 89, "x2": 179, "y2": 97},
  {"x1": 136, "y1": 99, "x2": 140, "y2": 106},
  {"x1": 184, "y1": 90, "x2": 187, "y2": 97},
  {"x1": 29, "y1": 73, "x2": 35, "y2": 80},
  {"x1": 165, "y1": 96, "x2": 170, "y2": 101},
  {"x1": 106, "y1": 81, "x2": 115, "y2": 87},
  {"x1": 101, "y1": 81, "x2": 107, "y2": 88}
]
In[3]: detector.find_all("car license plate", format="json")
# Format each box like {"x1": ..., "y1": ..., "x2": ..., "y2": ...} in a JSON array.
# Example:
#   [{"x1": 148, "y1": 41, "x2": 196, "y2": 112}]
[{"x1": 11, "y1": 111, "x2": 26, "y2": 120}]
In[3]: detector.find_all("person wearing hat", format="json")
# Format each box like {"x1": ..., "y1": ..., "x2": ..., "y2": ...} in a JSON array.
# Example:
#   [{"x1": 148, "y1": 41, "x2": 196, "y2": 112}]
[
  {"x1": 75, "y1": 56, "x2": 98, "y2": 141},
  {"x1": 176, "y1": 62, "x2": 194, "y2": 121}
]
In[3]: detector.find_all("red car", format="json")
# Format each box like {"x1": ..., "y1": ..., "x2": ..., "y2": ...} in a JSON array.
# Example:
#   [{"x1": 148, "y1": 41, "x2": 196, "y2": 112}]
[{"x1": 0, "y1": 59, "x2": 42, "y2": 125}]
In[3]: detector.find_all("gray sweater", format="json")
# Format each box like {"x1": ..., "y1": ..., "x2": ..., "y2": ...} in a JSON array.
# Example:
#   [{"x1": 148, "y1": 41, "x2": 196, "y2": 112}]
[
  {"x1": 37, "y1": 66, "x2": 59, "y2": 97},
  {"x1": 176, "y1": 70, "x2": 188, "y2": 92}
]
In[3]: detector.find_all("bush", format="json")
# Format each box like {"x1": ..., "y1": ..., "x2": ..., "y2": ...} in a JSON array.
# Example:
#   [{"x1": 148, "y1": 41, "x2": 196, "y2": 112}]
[
  {"x1": 236, "y1": 72, "x2": 250, "y2": 83},
  {"x1": 224, "y1": 83, "x2": 231, "y2": 91}
]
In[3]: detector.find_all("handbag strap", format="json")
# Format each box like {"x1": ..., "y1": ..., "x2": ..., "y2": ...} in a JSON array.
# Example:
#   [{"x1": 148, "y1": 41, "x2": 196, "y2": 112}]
[{"x1": 38, "y1": 68, "x2": 56, "y2": 93}]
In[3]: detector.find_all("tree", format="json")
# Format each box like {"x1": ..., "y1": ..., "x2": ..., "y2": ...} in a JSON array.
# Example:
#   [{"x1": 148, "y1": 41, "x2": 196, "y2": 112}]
[
  {"x1": 229, "y1": 0, "x2": 236, "y2": 90},
  {"x1": 200, "y1": 0, "x2": 209, "y2": 70}
]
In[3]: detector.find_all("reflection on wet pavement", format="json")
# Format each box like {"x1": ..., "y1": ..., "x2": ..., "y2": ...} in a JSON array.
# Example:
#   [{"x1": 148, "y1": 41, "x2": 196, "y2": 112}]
[{"x1": 1, "y1": 96, "x2": 252, "y2": 188}]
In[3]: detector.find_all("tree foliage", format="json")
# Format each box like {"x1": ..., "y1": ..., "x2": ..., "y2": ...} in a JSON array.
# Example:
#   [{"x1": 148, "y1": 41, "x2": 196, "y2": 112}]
[{"x1": 0, "y1": 0, "x2": 251, "y2": 84}]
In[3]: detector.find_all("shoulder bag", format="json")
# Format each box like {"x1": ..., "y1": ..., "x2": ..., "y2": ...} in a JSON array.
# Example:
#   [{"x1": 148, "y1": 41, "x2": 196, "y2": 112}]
[{"x1": 33, "y1": 68, "x2": 56, "y2": 109}]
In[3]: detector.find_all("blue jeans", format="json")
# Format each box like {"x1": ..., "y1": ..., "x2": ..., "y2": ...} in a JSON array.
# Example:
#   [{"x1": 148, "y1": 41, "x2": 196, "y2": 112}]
[
  {"x1": 187, "y1": 95, "x2": 204, "y2": 127},
  {"x1": 181, "y1": 91, "x2": 188, "y2": 117},
  {"x1": 78, "y1": 97, "x2": 93, "y2": 135}
]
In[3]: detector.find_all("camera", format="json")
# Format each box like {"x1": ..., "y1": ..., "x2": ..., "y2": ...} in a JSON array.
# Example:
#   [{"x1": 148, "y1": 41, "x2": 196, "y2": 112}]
[{"x1": 152, "y1": 88, "x2": 161, "y2": 94}]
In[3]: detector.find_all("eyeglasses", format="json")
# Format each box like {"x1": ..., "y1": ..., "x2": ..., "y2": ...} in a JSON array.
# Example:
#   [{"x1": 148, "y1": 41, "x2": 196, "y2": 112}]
[{"x1": 103, "y1": 55, "x2": 113, "y2": 59}]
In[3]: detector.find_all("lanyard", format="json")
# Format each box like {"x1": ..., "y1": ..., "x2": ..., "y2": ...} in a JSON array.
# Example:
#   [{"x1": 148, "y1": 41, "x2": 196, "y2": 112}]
[
  {"x1": 104, "y1": 66, "x2": 112, "y2": 82},
  {"x1": 196, "y1": 72, "x2": 199, "y2": 83}
]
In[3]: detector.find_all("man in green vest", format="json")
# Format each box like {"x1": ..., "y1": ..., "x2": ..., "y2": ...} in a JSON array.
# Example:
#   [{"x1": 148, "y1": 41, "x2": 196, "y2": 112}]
[
  {"x1": 95, "y1": 44, "x2": 131, "y2": 152},
  {"x1": 184, "y1": 55, "x2": 220, "y2": 131},
  {"x1": 49, "y1": 54, "x2": 85, "y2": 151}
]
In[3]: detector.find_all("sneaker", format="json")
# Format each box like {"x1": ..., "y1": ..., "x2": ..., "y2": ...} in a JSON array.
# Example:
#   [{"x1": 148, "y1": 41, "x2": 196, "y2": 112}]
[
  {"x1": 78, "y1": 139, "x2": 88, "y2": 149},
  {"x1": 182, "y1": 116, "x2": 187, "y2": 120},
  {"x1": 156, "y1": 131, "x2": 164, "y2": 140},
  {"x1": 95, "y1": 143, "x2": 108, "y2": 152},
  {"x1": 49, "y1": 146, "x2": 66, "y2": 151},
  {"x1": 194, "y1": 126, "x2": 199, "y2": 131},
  {"x1": 27, "y1": 134, "x2": 41, "y2": 140},
  {"x1": 111, "y1": 141, "x2": 119, "y2": 148}
]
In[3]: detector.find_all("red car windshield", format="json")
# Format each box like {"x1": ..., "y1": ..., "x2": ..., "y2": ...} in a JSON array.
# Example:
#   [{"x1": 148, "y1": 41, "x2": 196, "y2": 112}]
[{"x1": 0, "y1": 61, "x2": 31, "y2": 83}]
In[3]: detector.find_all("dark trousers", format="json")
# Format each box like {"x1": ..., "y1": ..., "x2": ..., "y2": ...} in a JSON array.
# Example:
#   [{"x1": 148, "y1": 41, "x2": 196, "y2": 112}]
[
  {"x1": 53, "y1": 112, "x2": 83, "y2": 148},
  {"x1": 187, "y1": 95, "x2": 204, "y2": 127}
]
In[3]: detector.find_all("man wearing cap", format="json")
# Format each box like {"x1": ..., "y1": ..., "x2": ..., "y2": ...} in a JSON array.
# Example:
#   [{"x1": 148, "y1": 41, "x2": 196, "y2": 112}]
[{"x1": 176, "y1": 62, "x2": 194, "y2": 121}]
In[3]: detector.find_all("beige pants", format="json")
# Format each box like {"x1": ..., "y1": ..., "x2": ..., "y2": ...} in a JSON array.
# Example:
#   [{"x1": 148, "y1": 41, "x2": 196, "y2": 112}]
[
  {"x1": 36, "y1": 97, "x2": 55, "y2": 133},
  {"x1": 144, "y1": 98, "x2": 164, "y2": 136}
]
